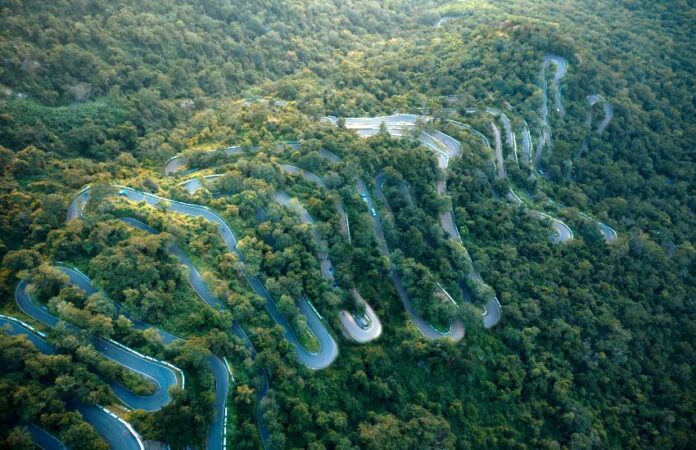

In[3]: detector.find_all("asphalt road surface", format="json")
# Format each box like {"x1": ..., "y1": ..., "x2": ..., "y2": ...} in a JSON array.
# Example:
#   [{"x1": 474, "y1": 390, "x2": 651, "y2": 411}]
[
  {"x1": 364, "y1": 177, "x2": 464, "y2": 341},
  {"x1": 15, "y1": 278, "x2": 179, "y2": 412},
  {"x1": 0, "y1": 317, "x2": 144, "y2": 450},
  {"x1": 338, "y1": 289, "x2": 383, "y2": 343},
  {"x1": 118, "y1": 218, "x2": 231, "y2": 450},
  {"x1": 115, "y1": 187, "x2": 338, "y2": 370},
  {"x1": 279, "y1": 164, "x2": 351, "y2": 241},
  {"x1": 27, "y1": 424, "x2": 66, "y2": 450},
  {"x1": 75, "y1": 404, "x2": 143, "y2": 450}
]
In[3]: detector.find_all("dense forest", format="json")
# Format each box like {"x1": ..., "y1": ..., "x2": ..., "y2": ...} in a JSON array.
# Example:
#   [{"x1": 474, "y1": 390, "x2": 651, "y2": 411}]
[{"x1": 1, "y1": 0, "x2": 695, "y2": 449}]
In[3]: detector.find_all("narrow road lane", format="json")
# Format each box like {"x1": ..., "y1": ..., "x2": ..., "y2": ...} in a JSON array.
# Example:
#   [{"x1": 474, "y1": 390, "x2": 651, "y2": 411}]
[
  {"x1": 27, "y1": 424, "x2": 66, "y2": 450},
  {"x1": 111, "y1": 187, "x2": 338, "y2": 370},
  {"x1": 118, "y1": 218, "x2": 230, "y2": 450},
  {"x1": 15, "y1": 279, "x2": 180, "y2": 412},
  {"x1": 0, "y1": 316, "x2": 144, "y2": 450},
  {"x1": 279, "y1": 164, "x2": 351, "y2": 242},
  {"x1": 491, "y1": 122, "x2": 506, "y2": 179},
  {"x1": 364, "y1": 177, "x2": 464, "y2": 341}
]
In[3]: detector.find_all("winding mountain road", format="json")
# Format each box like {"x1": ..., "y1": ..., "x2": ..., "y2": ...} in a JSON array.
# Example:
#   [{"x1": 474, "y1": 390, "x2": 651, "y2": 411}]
[
  {"x1": 539, "y1": 212, "x2": 574, "y2": 243},
  {"x1": 71, "y1": 191, "x2": 280, "y2": 448},
  {"x1": 587, "y1": 94, "x2": 614, "y2": 134},
  {"x1": 75, "y1": 404, "x2": 144, "y2": 450},
  {"x1": 0, "y1": 315, "x2": 145, "y2": 450},
  {"x1": 272, "y1": 189, "x2": 382, "y2": 343},
  {"x1": 338, "y1": 289, "x2": 383, "y2": 343},
  {"x1": 14, "y1": 47, "x2": 629, "y2": 448},
  {"x1": 326, "y1": 115, "x2": 501, "y2": 329},
  {"x1": 446, "y1": 119, "x2": 492, "y2": 149},
  {"x1": 279, "y1": 164, "x2": 351, "y2": 243},
  {"x1": 413, "y1": 131, "x2": 503, "y2": 329},
  {"x1": 449, "y1": 115, "x2": 573, "y2": 245},
  {"x1": 116, "y1": 218, "x2": 231, "y2": 450},
  {"x1": 165, "y1": 142, "x2": 301, "y2": 176},
  {"x1": 543, "y1": 55, "x2": 568, "y2": 119},
  {"x1": 26, "y1": 424, "x2": 66, "y2": 450},
  {"x1": 165, "y1": 146, "x2": 244, "y2": 176},
  {"x1": 360, "y1": 177, "x2": 464, "y2": 341},
  {"x1": 293, "y1": 153, "x2": 387, "y2": 343},
  {"x1": 491, "y1": 122, "x2": 507, "y2": 179},
  {"x1": 536, "y1": 55, "x2": 568, "y2": 171},
  {"x1": 15, "y1": 278, "x2": 181, "y2": 412},
  {"x1": 181, "y1": 166, "x2": 370, "y2": 348},
  {"x1": 179, "y1": 174, "x2": 223, "y2": 194},
  {"x1": 596, "y1": 221, "x2": 618, "y2": 241},
  {"x1": 508, "y1": 188, "x2": 573, "y2": 243},
  {"x1": 177, "y1": 165, "x2": 379, "y2": 345},
  {"x1": 58, "y1": 262, "x2": 180, "y2": 343},
  {"x1": 575, "y1": 210, "x2": 618, "y2": 242},
  {"x1": 73, "y1": 186, "x2": 338, "y2": 370}
]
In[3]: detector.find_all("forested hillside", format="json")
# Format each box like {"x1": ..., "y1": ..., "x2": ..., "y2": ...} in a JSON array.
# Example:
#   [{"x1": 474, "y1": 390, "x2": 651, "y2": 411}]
[{"x1": 1, "y1": 0, "x2": 694, "y2": 449}]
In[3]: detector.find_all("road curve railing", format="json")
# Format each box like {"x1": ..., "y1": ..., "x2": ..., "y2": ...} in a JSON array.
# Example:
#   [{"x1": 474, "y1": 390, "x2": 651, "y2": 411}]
[
  {"x1": 70, "y1": 193, "x2": 269, "y2": 449},
  {"x1": 0, "y1": 315, "x2": 145, "y2": 450},
  {"x1": 271, "y1": 189, "x2": 382, "y2": 344},
  {"x1": 15, "y1": 279, "x2": 181, "y2": 412},
  {"x1": 412, "y1": 131, "x2": 503, "y2": 329},
  {"x1": 70, "y1": 186, "x2": 338, "y2": 370},
  {"x1": 360, "y1": 176, "x2": 464, "y2": 341},
  {"x1": 116, "y1": 218, "x2": 236, "y2": 450},
  {"x1": 326, "y1": 115, "x2": 501, "y2": 330}
]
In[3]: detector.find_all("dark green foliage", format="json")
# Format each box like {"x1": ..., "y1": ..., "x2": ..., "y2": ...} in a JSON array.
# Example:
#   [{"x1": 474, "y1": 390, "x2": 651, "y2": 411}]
[
  {"x1": 1, "y1": 0, "x2": 695, "y2": 449},
  {"x1": 0, "y1": 333, "x2": 109, "y2": 449}
]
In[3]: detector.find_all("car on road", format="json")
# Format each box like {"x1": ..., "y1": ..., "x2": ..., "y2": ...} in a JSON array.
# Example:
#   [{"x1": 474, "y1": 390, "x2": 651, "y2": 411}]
[
  {"x1": 354, "y1": 313, "x2": 371, "y2": 329},
  {"x1": 370, "y1": 208, "x2": 377, "y2": 217},
  {"x1": 361, "y1": 193, "x2": 367, "y2": 202},
  {"x1": 118, "y1": 189, "x2": 128, "y2": 196}
]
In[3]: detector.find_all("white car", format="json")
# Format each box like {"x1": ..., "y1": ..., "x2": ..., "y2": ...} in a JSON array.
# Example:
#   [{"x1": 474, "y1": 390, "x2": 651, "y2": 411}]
[{"x1": 370, "y1": 208, "x2": 377, "y2": 217}]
